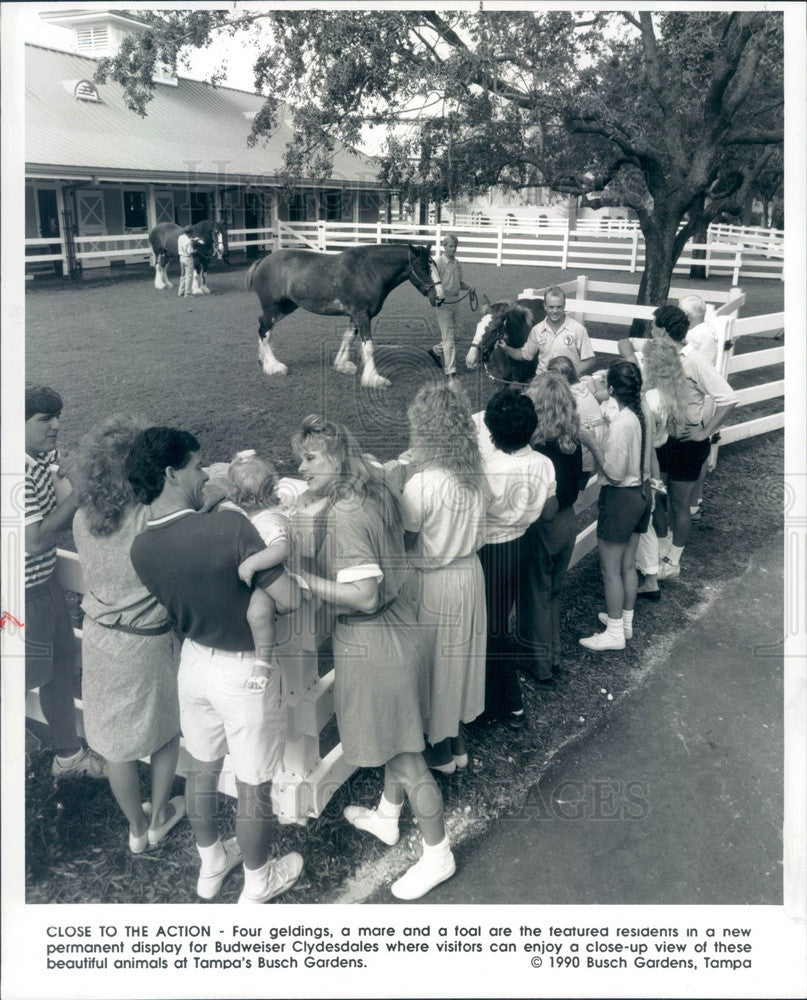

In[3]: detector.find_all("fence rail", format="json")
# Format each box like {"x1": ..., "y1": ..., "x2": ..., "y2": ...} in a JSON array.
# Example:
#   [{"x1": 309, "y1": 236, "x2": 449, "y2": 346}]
[{"x1": 27, "y1": 219, "x2": 784, "y2": 284}]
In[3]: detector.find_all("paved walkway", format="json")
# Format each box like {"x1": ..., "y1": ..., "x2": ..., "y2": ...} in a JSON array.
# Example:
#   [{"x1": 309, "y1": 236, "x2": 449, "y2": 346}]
[{"x1": 381, "y1": 539, "x2": 784, "y2": 905}]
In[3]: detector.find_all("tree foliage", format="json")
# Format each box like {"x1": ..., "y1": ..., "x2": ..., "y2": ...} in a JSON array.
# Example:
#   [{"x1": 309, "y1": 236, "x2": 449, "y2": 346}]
[{"x1": 97, "y1": 9, "x2": 783, "y2": 304}]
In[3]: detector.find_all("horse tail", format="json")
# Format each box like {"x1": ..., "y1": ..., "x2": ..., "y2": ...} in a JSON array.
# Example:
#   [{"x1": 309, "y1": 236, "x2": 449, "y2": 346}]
[{"x1": 245, "y1": 260, "x2": 260, "y2": 292}]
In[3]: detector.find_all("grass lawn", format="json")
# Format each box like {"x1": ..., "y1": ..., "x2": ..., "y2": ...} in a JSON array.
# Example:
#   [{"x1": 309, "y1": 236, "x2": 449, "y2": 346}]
[{"x1": 23, "y1": 260, "x2": 785, "y2": 904}]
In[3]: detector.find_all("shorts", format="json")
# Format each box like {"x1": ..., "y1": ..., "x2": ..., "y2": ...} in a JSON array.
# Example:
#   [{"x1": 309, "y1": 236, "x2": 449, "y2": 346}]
[
  {"x1": 178, "y1": 639, "x2": 285, "y2": 786},
  {"x1": 656, "y1": 436, "x2": 711, "y2": 482},
  {"x1": 597, "y1": 485, "x2": 651, "y2": 544},
  {"x1": 25, "y1": 577, "x2": 79, "y2": 691}
]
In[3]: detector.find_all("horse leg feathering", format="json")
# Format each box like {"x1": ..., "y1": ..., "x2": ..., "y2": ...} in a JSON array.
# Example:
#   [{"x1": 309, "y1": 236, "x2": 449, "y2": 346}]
[
  {"x1": 333, "y1": 327, "x2": 359, "y2": 376},
  {"x1": 359, "y1": 338, "x2": 391, "y2": 390},
  {"x1": 258, "y1": 317, "x2": 288, "y2": 376}
]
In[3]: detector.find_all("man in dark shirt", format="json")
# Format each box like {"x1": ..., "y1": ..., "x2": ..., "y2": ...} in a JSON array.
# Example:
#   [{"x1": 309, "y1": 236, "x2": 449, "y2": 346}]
[{"x1": 128, "y1": 427, "x2": 303, "y2": 904}]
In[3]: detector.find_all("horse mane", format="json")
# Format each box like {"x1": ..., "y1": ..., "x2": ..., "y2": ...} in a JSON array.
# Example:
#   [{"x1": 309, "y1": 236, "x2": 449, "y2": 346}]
[{"x1": 502, "y1": 304, "x2": 533, "y2": 349}]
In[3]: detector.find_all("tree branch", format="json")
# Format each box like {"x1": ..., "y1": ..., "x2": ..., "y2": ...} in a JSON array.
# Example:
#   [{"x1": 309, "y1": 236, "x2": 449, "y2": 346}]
[{"x1": 721, "y1": 130, "x2": 784, "y2": 146}]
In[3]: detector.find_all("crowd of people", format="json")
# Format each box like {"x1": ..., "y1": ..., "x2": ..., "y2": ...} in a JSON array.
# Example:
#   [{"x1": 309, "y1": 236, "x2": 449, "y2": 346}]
[{"x1": 24, "y1": 243, "x2": 738, "y2": 904}]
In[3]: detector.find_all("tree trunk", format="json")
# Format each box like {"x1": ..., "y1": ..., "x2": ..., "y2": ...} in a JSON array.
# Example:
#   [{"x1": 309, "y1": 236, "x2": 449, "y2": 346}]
[
  {"x1": 688, "y1": 219, "x2": 710, "y2": 280},
  {"x1": 630, "y1": 220, "x2": 679, "y2": 337}
]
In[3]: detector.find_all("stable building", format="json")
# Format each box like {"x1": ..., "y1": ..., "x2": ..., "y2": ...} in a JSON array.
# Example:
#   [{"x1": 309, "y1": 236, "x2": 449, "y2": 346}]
[{"x1": 25, "y1": 10, "x2": 388, "y2": 276}]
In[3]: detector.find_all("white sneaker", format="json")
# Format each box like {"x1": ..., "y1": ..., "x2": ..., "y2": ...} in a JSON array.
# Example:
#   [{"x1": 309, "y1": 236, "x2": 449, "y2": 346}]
[
  {"x1": 51, "y1": 747, "x2": 107, "y2": 781},
  {"x1": 579, "y1": 630, "x2": 625, "y2": 651},
  {"x1": 196, "y1": 837, "x2": 242, "y2": 900},
  {"x1": 343, "y1": 805, "x2": 400, "y2": 846},
  {"x1": 390, "y1": 848, "x2": 456, "y2": 900},
  {"x1": 598, "y1": 612, "x2": 633, "y2": 641},
  {"x1": 238, "y1": 852, "x2": 303, "y2": 904},
  {"x1": 657, "y1": 558, "x2": 680, "y2": 580}
]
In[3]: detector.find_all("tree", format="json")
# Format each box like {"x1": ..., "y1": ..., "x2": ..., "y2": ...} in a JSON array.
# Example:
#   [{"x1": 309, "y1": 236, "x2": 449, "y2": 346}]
[{"x1": 97, "y1": 9, "x2": 783, "y2": 315}]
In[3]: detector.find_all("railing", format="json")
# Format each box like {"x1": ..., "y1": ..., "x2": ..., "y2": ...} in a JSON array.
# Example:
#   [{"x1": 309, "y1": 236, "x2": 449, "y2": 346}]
[{"x1": 26, "y1": 220, "x2": 784, "y2": 283}]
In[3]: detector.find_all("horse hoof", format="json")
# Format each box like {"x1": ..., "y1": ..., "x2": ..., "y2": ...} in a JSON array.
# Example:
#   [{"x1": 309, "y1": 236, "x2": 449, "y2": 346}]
[
  {"x1": 333, "y1": 361, "x2": 358, "y2": 376},
  {"x1": 263, "y1": 362, "x2": 288, "y2": 376},
  {"x1": 361, "y1": 374, "x2": 391, "y2": 390},
  {"x1": 192, "y1": 289, "x2": 204, "y2": 296},
  {"x1": 202, "y1": 287, "x2": 211, "y2": 294}
]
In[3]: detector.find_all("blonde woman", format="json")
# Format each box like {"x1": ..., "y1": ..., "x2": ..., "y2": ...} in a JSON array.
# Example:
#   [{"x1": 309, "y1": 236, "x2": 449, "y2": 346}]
[
  {"x1": 291, "y1": 416, "x2": 455, "y2": 900},
  {"x1": 517, "y1": 373, "x2": 583, "y2": 679},
  {"x1": 400, "y1": 382, "x2": 488, "y2": 772}
]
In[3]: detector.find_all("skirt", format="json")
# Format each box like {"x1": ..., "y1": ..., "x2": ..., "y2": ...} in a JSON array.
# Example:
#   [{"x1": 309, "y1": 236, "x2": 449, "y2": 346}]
[
  {"x1": 81, "y1": 617, "x2": 181, "y2": 763},
  {"x1": 413, "y1": 555, "x2": 487, "y2": 743},
  {"x1": 597, "y1": 485, "x2": 651, "y2": 544}
]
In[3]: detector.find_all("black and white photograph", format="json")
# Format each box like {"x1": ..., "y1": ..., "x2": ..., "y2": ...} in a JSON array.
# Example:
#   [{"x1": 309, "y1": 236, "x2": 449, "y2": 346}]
[{"x1": 2, "y1": 2, "x2": 805, "y2": 999}]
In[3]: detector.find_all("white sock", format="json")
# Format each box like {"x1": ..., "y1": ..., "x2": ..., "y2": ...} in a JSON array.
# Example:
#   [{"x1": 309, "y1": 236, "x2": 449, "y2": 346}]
[
  {"x1": 378, "y1": 793, "x2": 403, "y2": 821},
  {"x1": 243, "y1": 858, "x2": 270, "y2": 896},
  {"x1": 423, "y1": 834, "x2": 451, "y2": 858},
  {"x1": 605, "y1": 617, "x2": 624, "y2": 640},
  {"x1": 668, "y1": 544, "x2": 685, "y2": 567},
  {"x1": 622, "y1": 610, "x2": 634, "y2": 630},
  {"x1": 197, "y1": 838, "x2": 226, "y2": 876}
]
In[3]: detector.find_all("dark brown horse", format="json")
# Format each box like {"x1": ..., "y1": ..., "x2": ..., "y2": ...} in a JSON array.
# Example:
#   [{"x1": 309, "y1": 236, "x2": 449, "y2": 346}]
[
  {"x1": 246, "y1": 243, "x2": 444, "y2": 388},
  {"x1": 149, "y1": 220, "x2": 226, "y2": 293},
  {"x1": 475, "y1": 297, "x2": 546, "y2": 385}
]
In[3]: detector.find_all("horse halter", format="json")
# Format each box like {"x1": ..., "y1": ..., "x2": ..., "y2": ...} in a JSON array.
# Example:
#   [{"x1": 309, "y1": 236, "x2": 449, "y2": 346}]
[{"x1": 407, "y1": 256, "x2": 441, "y2": 299}]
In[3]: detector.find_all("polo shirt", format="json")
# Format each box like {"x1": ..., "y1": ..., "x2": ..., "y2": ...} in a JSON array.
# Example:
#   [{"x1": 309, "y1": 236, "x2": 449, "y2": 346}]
[
  {"x1": 25, "y1": 449, "x2": 57, "y2": 589},
  {"x1": 130, "y1": 507, "x2": 283, "y2": 652},
  {"x1": 678, "y1": 343, "x2": 737, "y2": 430},
  {"x1": 685, "y1": 321, "x2": 718, "y2": 367},
  {"x1": 522, "y1": 316, "x2": 594, "y2": 372},
  {"x1": 436, "y1": 255, "x2": 463, "y2": 297}
]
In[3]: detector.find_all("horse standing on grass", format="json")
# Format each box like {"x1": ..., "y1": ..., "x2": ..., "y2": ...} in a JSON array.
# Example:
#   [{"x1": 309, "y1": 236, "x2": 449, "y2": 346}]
[
  {"x1": 246, "y1": 244, "x2": 444, "y2": 389},
  {"x1": 473, "y1": 297, "x2": 546, "y2": 385},
  {"x1": 149, "y1": 220, "x2": 226, "y2": 294}
]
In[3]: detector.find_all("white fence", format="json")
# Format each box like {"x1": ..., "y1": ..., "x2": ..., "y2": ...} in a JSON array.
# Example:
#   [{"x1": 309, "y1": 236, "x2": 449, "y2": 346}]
[
  {"x1": 26, "y1": 219, "x2": 783, "y2": 284},
  {"x1": 26, "y1": 276, "x2": 783, "y2": 824}
]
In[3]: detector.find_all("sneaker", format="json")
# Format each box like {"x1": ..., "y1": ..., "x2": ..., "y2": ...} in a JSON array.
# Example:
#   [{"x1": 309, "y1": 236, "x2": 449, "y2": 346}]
[
  {"x1": 427, "y1": 348, "x2": 444, "y2": 370},
  {"x1": 51, "y1": 747, "x2": 107, "y2": 781},
  {"x1": 657, "y1": 558, "x2": 680, "y2": 580},
  {"x1": 238, "y1": 852, "x2": 304, "y2": 904},
  {"x1": 391, "y1": 848, "x2": 456, "y2": 900},
  {"x1": 598, "y1": 612, "x2": 633, "y2": 641},
  {"x1": 147, "y1": 795, "x2": 186, "y2": 847},
  {"x1": 506, "y1": 710, "x2": 527, "y2": 732},
  {"x1": 197, "y1": 837, "x2": 243, "y2": 900},
  {"x1": 579, "y1": 630, "x2": 625, "y2": 651},
  {"x1": 343, "y1": 805, "x2": 400, "y2": 846}
]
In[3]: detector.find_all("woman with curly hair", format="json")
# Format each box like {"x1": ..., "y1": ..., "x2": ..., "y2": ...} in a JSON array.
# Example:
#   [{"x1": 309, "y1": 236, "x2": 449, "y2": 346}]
[
  {"x1": 399, "y1": 382, "x2": 488, "y2": 772},
  {"x1": 546, "y1": 355, "x2": 608, "y2": 492},
  {"x1": 73, "y1": 415, "x2": 184, "y2": 854},
  {"x1": 517, "y1": 372, "x2": 583, "y2": 679},
  {"x1": 289, "y1": 416, "x2": 454, "y2": 900},
  {"x1": 578, "y1": 361, "x2": 653, "y2": 651}
]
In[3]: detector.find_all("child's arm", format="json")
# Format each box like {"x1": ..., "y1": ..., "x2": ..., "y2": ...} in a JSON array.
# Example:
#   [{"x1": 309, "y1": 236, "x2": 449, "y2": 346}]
[
  {"x1": 245, "y1": 587, "x2": 277, "y2": 689},
  {"x1": 239, "y1": 537, "x2": 290, "y2": 584}
]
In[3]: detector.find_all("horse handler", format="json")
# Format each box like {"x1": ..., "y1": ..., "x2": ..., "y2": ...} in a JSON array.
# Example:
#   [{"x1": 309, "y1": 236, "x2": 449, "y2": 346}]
[
  {"x1": 177, "y1": 227, "x2": 197, "y2": 297},
  {"x1": 127, "y1": 427, "x2": 303, "y2": 904},
  {"x1": 428, "y1": 234, "x2": 475, "y2": 379}
]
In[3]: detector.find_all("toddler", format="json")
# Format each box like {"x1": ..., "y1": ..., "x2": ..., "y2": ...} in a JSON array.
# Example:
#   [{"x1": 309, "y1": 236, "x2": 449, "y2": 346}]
[{"x1": 223, "y1": 450, "x2": 291, "y2": 690}]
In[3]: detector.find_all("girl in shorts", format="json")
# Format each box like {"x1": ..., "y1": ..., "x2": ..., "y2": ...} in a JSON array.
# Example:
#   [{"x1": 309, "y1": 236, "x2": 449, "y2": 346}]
[{"x1": 578, "y1": 361, "x2": 652, "y2": 651}]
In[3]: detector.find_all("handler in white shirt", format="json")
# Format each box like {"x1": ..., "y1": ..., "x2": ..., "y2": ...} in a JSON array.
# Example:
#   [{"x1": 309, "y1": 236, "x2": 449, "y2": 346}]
[{"x1": 498, "y1": 287, "x2": 596, "y2": 376}]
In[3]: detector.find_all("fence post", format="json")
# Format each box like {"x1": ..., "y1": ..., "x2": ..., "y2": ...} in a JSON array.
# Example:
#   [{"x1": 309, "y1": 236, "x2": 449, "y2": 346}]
[
  {"x1": 732, "y1": 247, "x2": 742, "y2": 286},
  {"x1": 496, "y1": 226, "x2": 503, "y2": 267},
  {"x1": 709, "y1": 314, "x2": 736, "y2": 474},
  {"x1": 630, "y1": 229, "x2": 639, "y2": 273},
  {"x1": 561, "y1": 224, "x2": 570, "y2": 270},
  {"x1": 435, "y1": 224, "x2": 443, "y2": 252},
  {"x1": 376, "y1": 220, "x2": 382, "y2": 244},
  {"x1": 705, "y1": 242, "x2": 712, "y2": 278},
  {"x1": 317, "y1": 221, "x2": 326, "y2": 252}
]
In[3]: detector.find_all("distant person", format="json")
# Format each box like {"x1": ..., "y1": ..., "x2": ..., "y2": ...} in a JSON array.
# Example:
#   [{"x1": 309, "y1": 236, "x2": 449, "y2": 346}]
[
  {"x1": 498, "y1": 287, "x2": 596, "y2": 376},
  {"x1": 128, "y1": 427, "x2": 303, "y2": 904},
  {"x1": 176, "y1": 226, "x2": 196, "y2": 297},
  {"x1": 24, "y1": 385, "x2": 106, "y2": 782},
  {"x1": 428, "y1": 234, "x2": 475, "y2": 379},
  {"x1": 74, "y1": 415, "x2": 183, "y2": 854}
]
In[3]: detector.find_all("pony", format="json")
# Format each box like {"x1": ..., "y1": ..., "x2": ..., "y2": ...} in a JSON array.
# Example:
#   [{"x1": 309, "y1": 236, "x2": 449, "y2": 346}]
[
  {"x1": 148, "y1": 220, "x2": 226, "y2": 294},
  {"x1": 475, "y1": 297, "x2": 546, "y2": 385},
  {"x1": 246, "y1": 243, "x2": 444, "y2": 389}
]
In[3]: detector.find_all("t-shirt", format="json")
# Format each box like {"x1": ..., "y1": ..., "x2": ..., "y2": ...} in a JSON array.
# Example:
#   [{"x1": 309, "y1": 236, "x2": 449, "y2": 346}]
[
  {"x1": 220, "y1": 501, "x2": 289, "y2": 549},
  {"x1": 522, "y1": 316, "x2": 594, "y2": 372},
  {"x1": 533, "y1": 440, "x2": 583, "y2": 511},
  {"x1": 481, "y1": 445, "x2": 557, "y2": 545},
  {"x1": 401, "y1": 467, "x2": 486, "y2": 569},
  {"x1": 25, "y1": 450, "x2": 58, "y2": 589},
  {"x1": 685, "y1": 321, "x2": 718, "y2": 367},
  {"x1": 130, "y1": 508, "x2": 282, "y2": 651},
  {"x1": 177, "y1": 233, "x2": 194, "y2": 260},
  {"x1": 598, "y1": 407, "x2": 642, "y2": 488},
  {"x1": 571, "y1": 381, "x2": 607, "y2": 472},
  {"x1": 644, "y1": 387, "x2": 670, "y2": 449}
]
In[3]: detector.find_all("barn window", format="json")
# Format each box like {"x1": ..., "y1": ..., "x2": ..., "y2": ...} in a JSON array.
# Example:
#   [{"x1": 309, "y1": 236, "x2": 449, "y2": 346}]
[
  {"x1": 76, "y1": 25, "x2": 109, "y2": 52},
  {"x1": 123, "y1": 191, "x2": 147, "y2": 229},
  {"x1": 320, "y1": 189, "x2": 343, "y2": 221},
  {"x1": 74, "y1": 80, "x2": 100, "y2": 102},
  {"x1": 288, "y1": 191, "x2": 307, "y2": 222}
]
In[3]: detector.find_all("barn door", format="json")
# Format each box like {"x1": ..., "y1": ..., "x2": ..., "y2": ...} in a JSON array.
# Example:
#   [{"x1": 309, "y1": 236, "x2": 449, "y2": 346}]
[
  {"x1": 155, "y1": 190, "x2": 175, "y2": 224},
  {"x1": 75, "y1": 189, "x2": 108, "y2": 268}
]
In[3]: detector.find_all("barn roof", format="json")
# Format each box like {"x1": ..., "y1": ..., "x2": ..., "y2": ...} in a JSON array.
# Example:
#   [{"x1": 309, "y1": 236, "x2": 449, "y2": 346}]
[{"x1": 25, "y1": 44, "x2": 382, "y2": 187}]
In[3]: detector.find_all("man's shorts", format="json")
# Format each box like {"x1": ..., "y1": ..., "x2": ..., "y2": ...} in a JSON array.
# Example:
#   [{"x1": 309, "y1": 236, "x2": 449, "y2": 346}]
[{"x1": 178, "y1": 639, "x2": 285, "y2": 786}]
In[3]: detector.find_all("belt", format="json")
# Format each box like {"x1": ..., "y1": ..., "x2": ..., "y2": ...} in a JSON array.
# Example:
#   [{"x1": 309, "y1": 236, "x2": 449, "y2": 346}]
[
  {"x1": 337, "y1": 598, "x2": 396, "y2": 626},
  {"x1": 187, "y1": 639, "x2": 254, "y2": 659},
  {"x1": 95, "y1": 619, "x2": 174, "y2": 637}
]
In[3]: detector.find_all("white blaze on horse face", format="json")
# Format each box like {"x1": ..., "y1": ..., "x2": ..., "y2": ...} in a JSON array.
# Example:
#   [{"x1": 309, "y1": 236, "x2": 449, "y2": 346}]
[
  {"x1": 471, "y1": 312, "x2": 493, "y2": 346},
  {"x1": 216, "y1": 230, "x2": 224, "y2": 259},
  {"x1": 430, "y1": 262, "x2": 444, "y2": 302}
]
